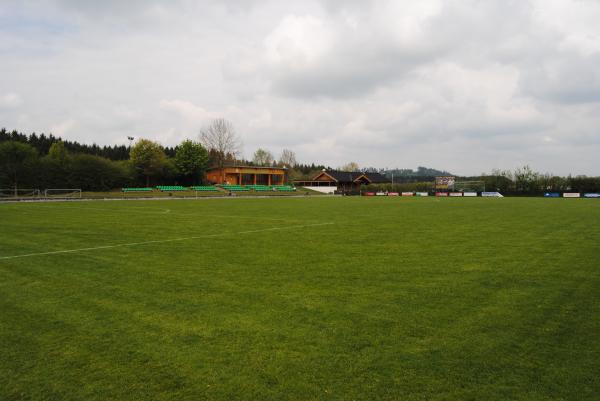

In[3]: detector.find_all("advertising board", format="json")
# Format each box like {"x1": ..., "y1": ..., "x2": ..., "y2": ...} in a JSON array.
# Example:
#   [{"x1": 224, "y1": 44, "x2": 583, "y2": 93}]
[
  {"x1": 544, "y1": 192, "x2": 560, "y2": 197},
  {"x1": 435, "y1": 176, "x2": 455, "y2": 189},
  {"x1": 562, "y1": 193, "x2": 580, "y2": 198},
  {"x1": 435, "y1": 192, "x2": 448, "y2": 197},
  {"x1": 416, "y1": 192, "x2": 429, "y2": 197},
  {"x1": 388, "y1": 192, "x2": 399, "y2": 196},
  {"x1": 583, "y1": 193, "x2": 600, "y2": 198},
  {"x1": 463, "y1": 192, "x2": 478, "y2": 197},
  {"x1": 482, "y1": 192, "x2": 504, "y2": 197},
  {"x1": 449, "y1": 192, "x2": 463, "y2": 197},
  {"x1": 401, "y1": 192, "x2": 414, "y2": 196}
]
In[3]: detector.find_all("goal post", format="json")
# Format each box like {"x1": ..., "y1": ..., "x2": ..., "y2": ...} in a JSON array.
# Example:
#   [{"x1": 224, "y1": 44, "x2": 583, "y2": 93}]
[
  {"x1": 0, "y1": 188, "x2": 42, "y2": 199},
  {"x1": 44, "y1": 189, "x2": 82, "y2": 199},
  {"x1": 453, "y1": 180, "x2": 486, "y2": 192}
]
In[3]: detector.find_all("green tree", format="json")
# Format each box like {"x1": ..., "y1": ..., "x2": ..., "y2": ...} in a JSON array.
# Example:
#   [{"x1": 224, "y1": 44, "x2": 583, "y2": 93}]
[
  {"x1": 48, "y1": 141, "x2": 68, "y2": 164},
  {"x1": 129, "y1": 139, "x2": 166, "y2": 187},
  {"x1": 68, "y1": 154, "x2": 131, "y2": 191},
  {"x1": 174, "y1": 140, "x2": 209, "y2": 185},
  {"x1": 0, "y1": 141, "x2": 38, "y2": 194}
]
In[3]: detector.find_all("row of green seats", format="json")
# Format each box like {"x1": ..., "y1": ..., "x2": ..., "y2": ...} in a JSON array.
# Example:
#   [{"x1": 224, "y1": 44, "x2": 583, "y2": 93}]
[
  {"x1": 190, "y1": 186, "x2": 218, "y2": 191},
  {"x1": 245, "y1": 185, "x2": 295, "y2": 190},
  {"x1": 122, "y1": 185, "x2": 294, "y2": 193},
  {"x1": 219, "y1": 184, "x2": 296, "y2": 192},
  {"x1": 248, "y1": 185, "x2": 273, "y2": 191},
  {"x1": 156, "y1": 186, "x2": 186, "y2": 191},
  {"x1": 220, "y1": 185, "x2": 249, "y2": 191}
]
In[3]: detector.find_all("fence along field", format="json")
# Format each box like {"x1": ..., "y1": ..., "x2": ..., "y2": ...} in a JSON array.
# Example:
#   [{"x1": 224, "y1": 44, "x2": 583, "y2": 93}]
[{"x1": 1, "y1": 197, "x2": 599, "y2": 400}]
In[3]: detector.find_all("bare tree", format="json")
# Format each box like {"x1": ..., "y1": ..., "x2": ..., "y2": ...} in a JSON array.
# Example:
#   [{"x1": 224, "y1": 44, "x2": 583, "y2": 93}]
[
  {"x1": 278, "y1": 149, "x2": 297, "y2": 167},
  {"x1": 340, "y1": 161, "x2": 360, "y2": 172},
  {"x1": 199, "y1": 118, "x2": 241, "y2": 170},
  {"x1": 252, "y1": 148, "x2": 274, "y2": 166}
]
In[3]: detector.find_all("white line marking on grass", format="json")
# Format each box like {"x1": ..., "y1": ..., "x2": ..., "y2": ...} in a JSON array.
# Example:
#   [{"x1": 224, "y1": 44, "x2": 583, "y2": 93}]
[
  {"x1": 0, "y1": 222, "x2": 334, "y2": 260},
  {"x1": 20, "y1": 204, "x2": 173, "y2": 214}
]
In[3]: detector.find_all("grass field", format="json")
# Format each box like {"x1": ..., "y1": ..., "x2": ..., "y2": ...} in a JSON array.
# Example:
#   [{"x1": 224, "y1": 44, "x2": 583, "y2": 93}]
[
  {"x1": 1, "y1": 187, "x2": 323, "y2": 201},
  {"x1": 1, "y1": 197, "x2": 599, "y2": 400}
]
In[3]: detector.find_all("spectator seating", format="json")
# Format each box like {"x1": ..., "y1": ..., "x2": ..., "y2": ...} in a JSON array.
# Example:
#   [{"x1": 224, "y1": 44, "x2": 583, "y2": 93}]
[
  {"x1": 220, "y1": 185, "x2": 249, "y2": 192},
  {"x1": 190, "y1": 186, "x2": 218, "y2": 192},
  {"x1": 247, "y1": 185, "x2": 273, "y2": 191},
  {"x1": 156, "y1": 186, "x2": 186, "y2": 191},
  {"x1": 122, "y1": 187, "x2": 153, "y2": 192}
]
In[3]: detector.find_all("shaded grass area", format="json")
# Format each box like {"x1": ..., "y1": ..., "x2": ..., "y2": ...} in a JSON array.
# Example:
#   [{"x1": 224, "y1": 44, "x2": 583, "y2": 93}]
[
  {"x1": 0, "y1": 197, "x2": 599, "y2": 400},
  {"x1": 79, "y1": 187, "x2": 323, "y2": 199}
]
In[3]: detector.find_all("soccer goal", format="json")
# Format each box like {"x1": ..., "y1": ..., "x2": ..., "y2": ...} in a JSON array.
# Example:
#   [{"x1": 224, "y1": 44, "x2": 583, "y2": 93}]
[
  {"x1": 0, "y1": 188, "x2": 42, "y2": 199},
  {"x1": 453, "y1": 180, "x2": 485, "y2": 192},
  {"x1": 44, "y1": 189, "x2": 82, "y2": 199}
]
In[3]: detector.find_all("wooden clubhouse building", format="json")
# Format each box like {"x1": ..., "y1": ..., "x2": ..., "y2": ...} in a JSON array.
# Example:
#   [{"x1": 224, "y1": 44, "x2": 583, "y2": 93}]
[
  {"x1": 206, "y1": 166, "x2": 287, "y2": 186},
  {"x1": 293, "y1": 169, "x2": 390, "y2": 193}
]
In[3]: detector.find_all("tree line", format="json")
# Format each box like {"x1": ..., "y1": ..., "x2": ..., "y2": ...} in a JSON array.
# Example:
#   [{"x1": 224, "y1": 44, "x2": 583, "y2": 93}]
[
  {"x1": 0, "y1": 119, "x2": 328, "y2": 191},
  {"x1": 365, "y1": 165, "x2": 600, "y2": 194},
  {"x1": 0, "y1": 128, "x2": 178, "y2": 160},
  {"x1": 476, "y1": 166, "x2": 600, "y2": 194},
  {"x1": 8, "y1": 121, "x2": 593, "y2": 194}
]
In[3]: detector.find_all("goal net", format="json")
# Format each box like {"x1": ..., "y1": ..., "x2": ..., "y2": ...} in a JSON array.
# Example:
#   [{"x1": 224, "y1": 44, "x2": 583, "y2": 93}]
[
  {"x1": 453, "y1": 181, "x2": 485, "y2": 192},
  {"x1": 44, "y1": 189, "x2": 82, "y2": 199},
  {"x1": 0, "y1": 188, "x2": 42, "y2": 199}
]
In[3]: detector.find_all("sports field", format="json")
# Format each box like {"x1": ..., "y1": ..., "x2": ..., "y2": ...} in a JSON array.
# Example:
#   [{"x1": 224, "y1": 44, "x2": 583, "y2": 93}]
[{"x1": 1, "y1": 197, "x2": 599, "y2": 400}]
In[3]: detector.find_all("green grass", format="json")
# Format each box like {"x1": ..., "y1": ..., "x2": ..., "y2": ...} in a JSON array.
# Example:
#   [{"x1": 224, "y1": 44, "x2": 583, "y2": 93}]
[{"x1": 1, "y1": 197, "x2": 599, "y2": 400}]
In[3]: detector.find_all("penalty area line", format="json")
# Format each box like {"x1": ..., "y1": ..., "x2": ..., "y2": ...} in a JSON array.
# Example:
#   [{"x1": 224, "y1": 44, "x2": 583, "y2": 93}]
[{"x1": 0, "y1": 222, "x2": 334, "y2": 260}]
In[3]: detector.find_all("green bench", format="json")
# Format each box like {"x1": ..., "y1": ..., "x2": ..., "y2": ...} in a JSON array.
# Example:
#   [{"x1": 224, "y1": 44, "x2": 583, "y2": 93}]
[
  {"x1": 190, "y1": 186, "x2": 218, "y2": 192},
  {"x1": 220, "y1": 185, "x2": 249, "y2": 192},
  {"x1": 156, "y1": 186, "x2": 186, "y2": 191},
  {"x1": 248, "y1": 185, "x2": 273, "y2": 191}
]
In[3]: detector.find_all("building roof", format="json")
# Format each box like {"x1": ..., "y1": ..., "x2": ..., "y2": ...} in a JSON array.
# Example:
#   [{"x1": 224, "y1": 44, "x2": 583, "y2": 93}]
[
  {"x1": 207, "y1": 165, "x2": 287, "y2": 171},
  {"x1": 362, "y1": 172, "x2": 390, "y2": 183},
  {"x1": 312, "y1": 170, "x2": 390, "y2": 184}
]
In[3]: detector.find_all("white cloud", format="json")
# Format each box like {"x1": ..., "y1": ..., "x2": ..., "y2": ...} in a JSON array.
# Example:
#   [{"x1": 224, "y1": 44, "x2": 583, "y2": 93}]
[
  {"x1": 0, "y1": 93, "x2": 23, "y2": 109},
  {"x1": 159, "y1": 100, "x2": 218, "y2": 125},
  {"x1": 50, "y1": 118, "x2": 76, "y2": 136},
  {"x1": 0, "y1": 0, "x2": 599, "y2": 175}
]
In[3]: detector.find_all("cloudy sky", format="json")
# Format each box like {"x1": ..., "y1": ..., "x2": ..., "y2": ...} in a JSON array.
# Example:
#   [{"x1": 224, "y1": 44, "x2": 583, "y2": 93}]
[{"x1": 1, "y1": 0, "x2": 599, "y2": 175}]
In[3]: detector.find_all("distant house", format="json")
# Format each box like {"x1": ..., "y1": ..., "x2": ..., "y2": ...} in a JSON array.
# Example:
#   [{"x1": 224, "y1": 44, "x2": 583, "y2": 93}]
[{"x1": 293, "y1": 170, "x2": 390, "y2": 194}]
